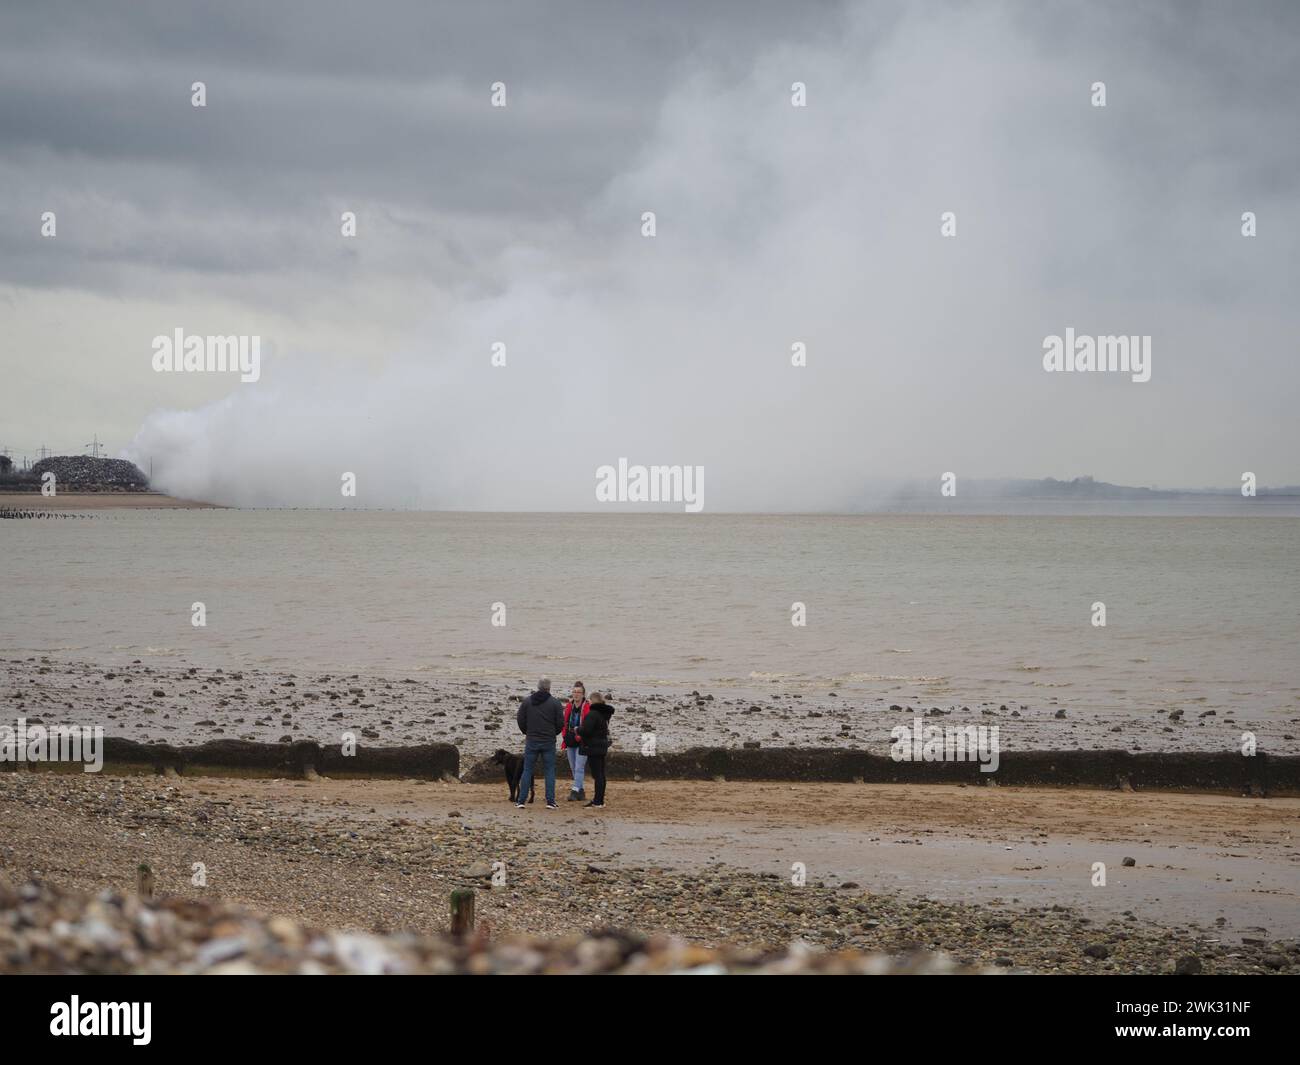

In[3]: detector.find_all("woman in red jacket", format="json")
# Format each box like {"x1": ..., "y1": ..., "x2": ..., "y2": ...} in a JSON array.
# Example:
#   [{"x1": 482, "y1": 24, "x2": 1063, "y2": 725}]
[{"x1": 560, "y1": 680, "x2": 590, "y2": 801}]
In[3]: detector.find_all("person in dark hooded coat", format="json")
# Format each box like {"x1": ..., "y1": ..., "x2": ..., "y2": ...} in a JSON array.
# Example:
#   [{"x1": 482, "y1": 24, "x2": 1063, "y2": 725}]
[
  {"x1": 577, "y1": 692, "x2": 615, "y2": 808},
  {"x1": 515, "y1": 677, "x2": 565, "y2": 808}
]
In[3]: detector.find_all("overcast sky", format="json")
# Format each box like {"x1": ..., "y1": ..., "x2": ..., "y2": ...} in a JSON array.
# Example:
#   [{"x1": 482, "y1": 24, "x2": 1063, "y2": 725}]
[{"x1": 1, "y1": 1, "x2": 1297, "y2": 508}]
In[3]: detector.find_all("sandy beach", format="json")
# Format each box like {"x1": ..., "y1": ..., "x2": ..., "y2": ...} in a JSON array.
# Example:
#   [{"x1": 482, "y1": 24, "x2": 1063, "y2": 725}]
[{"x1": 1, "y1": 769, "x2": 1295, "y2": 974}]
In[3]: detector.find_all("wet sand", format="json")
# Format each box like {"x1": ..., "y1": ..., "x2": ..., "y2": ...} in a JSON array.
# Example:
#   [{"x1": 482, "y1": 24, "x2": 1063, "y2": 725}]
[
  {"x1": 9, "y1": 654, "x2": 1298, "y2": 761},
  {"x1": 314, "y1": 777, "x2": 1300, "y2": 941}
]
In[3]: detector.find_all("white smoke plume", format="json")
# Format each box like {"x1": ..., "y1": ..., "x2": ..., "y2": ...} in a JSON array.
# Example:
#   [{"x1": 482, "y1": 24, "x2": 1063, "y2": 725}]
[{"x1": 124, "y1": 3, "x2": 1298, "y2": 509}]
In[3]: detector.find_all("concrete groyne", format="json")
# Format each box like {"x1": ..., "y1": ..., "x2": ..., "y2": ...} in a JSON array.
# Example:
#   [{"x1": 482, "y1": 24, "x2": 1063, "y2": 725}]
[
  {"x1": 463, "y1": 746, "x2": 1299, "y2": 795},
  {"x1": 0, "y1": 737, "x2": 459, "y2": 781},
  {"x1": 6, "y1": 736, "x2": 1294, "y2": 795}
]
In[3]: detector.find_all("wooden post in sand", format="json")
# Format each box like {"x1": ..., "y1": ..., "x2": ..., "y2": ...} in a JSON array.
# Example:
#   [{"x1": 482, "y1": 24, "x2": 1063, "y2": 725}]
[
  {"x1": 136, "y1": 863, "x2": 155, "y2": 899},
  {"x1": 450, "y1": 889, "x2": 475, "y2": 936}
]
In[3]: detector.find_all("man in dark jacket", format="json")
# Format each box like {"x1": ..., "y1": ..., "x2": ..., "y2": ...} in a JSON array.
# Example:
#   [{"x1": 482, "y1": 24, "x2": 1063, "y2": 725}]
[
  {"x1": 516, "y1": 677, "x2": 566, "y2": 809},
  {"x1": 577, "y1": 693, "x2": 614, "y2": 808}
]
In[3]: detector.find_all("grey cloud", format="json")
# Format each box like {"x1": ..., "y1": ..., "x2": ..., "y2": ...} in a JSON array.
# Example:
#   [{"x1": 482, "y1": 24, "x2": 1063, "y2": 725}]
[{"x1": 1, "y1": 1, "x2": 1297, "y2": 499}]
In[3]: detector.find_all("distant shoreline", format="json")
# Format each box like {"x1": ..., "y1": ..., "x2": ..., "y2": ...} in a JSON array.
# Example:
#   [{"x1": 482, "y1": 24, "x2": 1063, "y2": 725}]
[
  {"x1": 0, "y1": 490, "x2": 221, "y2": 509},
  {"x1": 4, "y1": 496, "x2": 1298, "y2": 516}
]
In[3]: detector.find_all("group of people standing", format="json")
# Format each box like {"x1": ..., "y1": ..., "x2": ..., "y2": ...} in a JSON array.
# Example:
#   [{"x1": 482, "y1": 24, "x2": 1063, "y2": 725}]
[{"x1": 516, "y1": 677, "x2": 614, "y2": 809}]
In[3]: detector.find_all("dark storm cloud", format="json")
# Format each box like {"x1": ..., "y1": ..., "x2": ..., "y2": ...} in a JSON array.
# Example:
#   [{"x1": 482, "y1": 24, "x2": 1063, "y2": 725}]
[{"x1": 0, "y1": 0, "x2": 846, "y2": 289}]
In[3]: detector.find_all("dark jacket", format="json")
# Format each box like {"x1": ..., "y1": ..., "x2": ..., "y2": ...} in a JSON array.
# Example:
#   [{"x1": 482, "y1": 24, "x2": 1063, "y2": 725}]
[
  {"x1": 517, "y1": 690, "x2": 565, "y2": 744},
  {"x1": 577, "y1": 701, "x2": 614, "y2": 757}
]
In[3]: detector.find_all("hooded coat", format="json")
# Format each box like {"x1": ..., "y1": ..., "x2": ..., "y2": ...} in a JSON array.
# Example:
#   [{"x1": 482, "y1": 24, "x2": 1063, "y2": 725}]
[
  {"x1": 577, "y1": 701, "x2": 614, "y2": 757},
  {"x1": 517, "y1": 689, "x2": 565, "y2": 744}
]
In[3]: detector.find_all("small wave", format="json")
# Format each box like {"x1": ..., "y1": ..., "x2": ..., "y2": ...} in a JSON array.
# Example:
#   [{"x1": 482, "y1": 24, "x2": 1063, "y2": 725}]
[
  {"x1": 426, "y1": 665, "x2": 563, "y2": 678},
  {"x1": 447, "y1": 650, "x2": 533, "y2": 659},
  {"x1": 446, "y1": 650, "x2": 572, "y2": 661}
]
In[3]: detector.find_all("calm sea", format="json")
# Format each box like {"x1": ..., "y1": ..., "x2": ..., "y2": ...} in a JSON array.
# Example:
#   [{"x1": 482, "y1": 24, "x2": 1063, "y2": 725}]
[{"x1": 3, "y1": 511, "x2": 1298, "y2": 721}]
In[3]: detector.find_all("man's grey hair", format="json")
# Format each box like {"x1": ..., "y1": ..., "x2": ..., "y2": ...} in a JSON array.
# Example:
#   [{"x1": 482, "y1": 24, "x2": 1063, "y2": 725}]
[{"x1": 538, "y1": 677, "x2": 551, "y2": 691}]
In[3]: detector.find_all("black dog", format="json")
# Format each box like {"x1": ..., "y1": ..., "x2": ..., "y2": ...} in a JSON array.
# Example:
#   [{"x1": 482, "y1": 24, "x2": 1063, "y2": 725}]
[{"x1": 493, "y1": 749, "x2": 535, "y2": 804}]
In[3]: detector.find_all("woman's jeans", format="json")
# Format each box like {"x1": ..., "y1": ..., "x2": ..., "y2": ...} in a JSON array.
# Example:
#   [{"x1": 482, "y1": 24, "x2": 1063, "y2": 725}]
[{"x1": 566, "y1": 746, "x2": 588, "y2": 791}]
